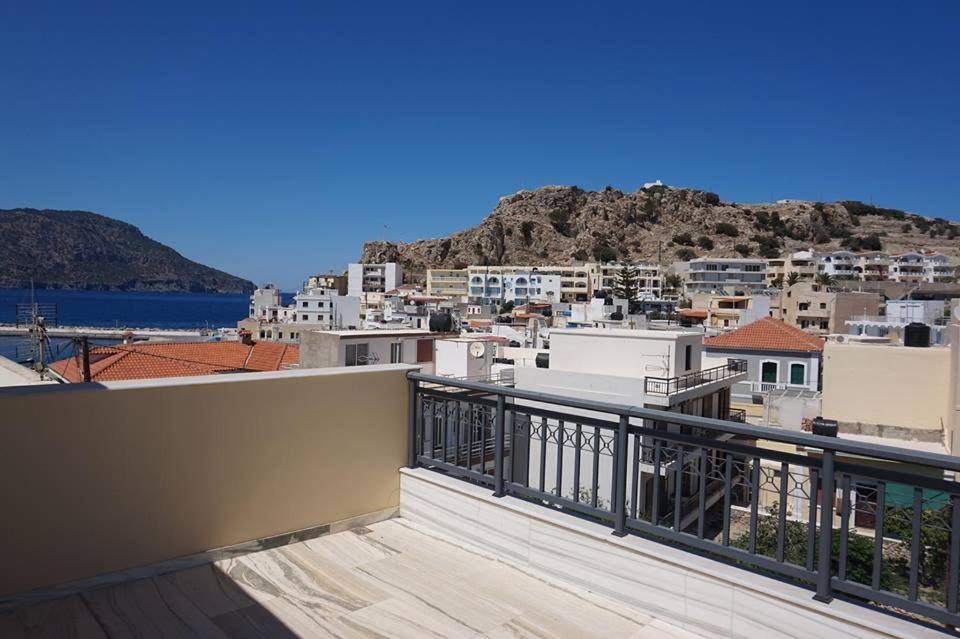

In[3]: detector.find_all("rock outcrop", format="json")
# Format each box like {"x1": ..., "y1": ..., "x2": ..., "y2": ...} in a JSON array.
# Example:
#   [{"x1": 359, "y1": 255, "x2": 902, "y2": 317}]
[{"x1": 361, "y1": 185, "x2": 959, "y2": 275}]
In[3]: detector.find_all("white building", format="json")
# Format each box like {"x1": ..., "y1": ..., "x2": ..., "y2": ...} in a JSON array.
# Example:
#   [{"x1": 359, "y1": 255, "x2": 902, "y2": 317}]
[
  {"x1": 347, "y1": 262, "x2": 403, "y2": 296},
  {"x1": 292, "y1": 287, "x2": 360, "y2": 329},
  {"x1": 684, "y1": 258, "x2": 767, "y2": 295},
  {"x1": 347, "y1": 262, "x2": 403, "y2": 320},
  {"x1": 466, "y1": 269, "x2": 562, "y2": 305},
  {"x1": 703, "y1": 317, "x2": 823, "y2": 395},
  {"x1": 815, "y1": 250, "x2": 858, "y2": 280},
  {"x1": 299, "y1": 328, "x2": 449, "y2": 373}
]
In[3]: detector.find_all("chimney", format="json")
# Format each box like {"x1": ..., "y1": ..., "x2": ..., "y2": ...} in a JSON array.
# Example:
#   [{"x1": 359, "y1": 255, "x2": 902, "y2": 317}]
[
  {"x1": 121, "y1": 330, "x2": 135, "y2": 345},
  {"x1": 239, "y1": 329, "x2": 254, "y2": 346}
]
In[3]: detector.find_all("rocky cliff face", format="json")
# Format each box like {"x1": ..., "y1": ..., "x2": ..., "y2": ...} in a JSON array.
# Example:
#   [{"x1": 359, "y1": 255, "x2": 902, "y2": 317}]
[
  {"x1": 0, "y1": 208, "x2": 256, "y2": 293},
  {"x1": 361, "y1": 185, "x2": 959, "y2": 274}
]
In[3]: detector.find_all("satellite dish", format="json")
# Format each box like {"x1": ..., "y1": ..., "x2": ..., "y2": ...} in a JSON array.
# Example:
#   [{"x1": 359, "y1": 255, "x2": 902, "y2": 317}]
[{"x1": 469, "y1": 342, "x2": 486, "y2": 358}]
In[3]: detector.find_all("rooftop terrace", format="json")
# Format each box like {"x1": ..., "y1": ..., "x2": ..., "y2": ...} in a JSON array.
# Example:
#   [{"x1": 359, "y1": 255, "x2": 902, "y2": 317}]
[{"x1": 0, "y1": 364, "x2": 955, "y2": 638}]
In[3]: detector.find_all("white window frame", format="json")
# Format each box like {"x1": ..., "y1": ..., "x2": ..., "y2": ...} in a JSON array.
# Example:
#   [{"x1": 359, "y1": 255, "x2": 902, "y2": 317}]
[{"x1": 788, "y1": 361, "x2": 807, "y2": 387}]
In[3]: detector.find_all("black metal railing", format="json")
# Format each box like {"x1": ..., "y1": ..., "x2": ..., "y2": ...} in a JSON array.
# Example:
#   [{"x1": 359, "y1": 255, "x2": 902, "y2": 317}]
[
  {"x1": 407, "y1": 371, "x2": 960, "y2": 629},
  {"x1": 644, "y1": 359, "x2": 748, "y2": 396},
  {"x1": 726, "y1": 408, "x2": 747, "y2": 423}
]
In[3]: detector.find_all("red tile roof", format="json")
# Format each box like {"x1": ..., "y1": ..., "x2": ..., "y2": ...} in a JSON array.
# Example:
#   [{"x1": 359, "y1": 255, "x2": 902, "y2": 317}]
[
  {"x1": 704, "y1": 318, "x2": 824, "y2": 353},
  {"x1": 48, "y1": 341, "x2": 299, "y2": 383}
]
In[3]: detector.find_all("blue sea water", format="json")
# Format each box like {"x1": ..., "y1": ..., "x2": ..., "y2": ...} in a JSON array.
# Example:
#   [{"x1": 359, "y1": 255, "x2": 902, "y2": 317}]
[{"x1": 0, "y1": 288, "x2": 291, "y2": 362}]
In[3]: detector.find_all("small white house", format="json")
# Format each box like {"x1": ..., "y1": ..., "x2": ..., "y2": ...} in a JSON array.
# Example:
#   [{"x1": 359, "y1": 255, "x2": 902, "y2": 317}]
[{"x1": 703, "y1": 317, "x2": 823, "y2": 393}]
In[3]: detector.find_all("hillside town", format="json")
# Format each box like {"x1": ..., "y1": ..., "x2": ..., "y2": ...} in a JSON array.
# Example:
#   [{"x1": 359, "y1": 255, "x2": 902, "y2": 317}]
[{"x1": 4, "y1": 2, "x2": 960, "y2": 634}]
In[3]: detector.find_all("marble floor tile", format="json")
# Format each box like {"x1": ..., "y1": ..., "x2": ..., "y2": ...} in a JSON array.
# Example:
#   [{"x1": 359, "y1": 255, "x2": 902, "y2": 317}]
[
  {"x1": 0, "y1": 515, "x2": 701, "y2": 639},
  {"x1": 631, "y1": 619, "x2": 709, "y2": 639},
  {"x1": 0, "y1": 595, "x2": 107, "y2": 639},
  {"x1": 210, "y1": 603, "x2": 299, "y2": 639},
  {"x1": 159, "y1": 563, "x2": 274, "y2": 618},
  {"x1": 303, "y1": 524, "x2": 402, "y2": 568},
  {"x1": 81, "y1": 577, "x2": 229, "y2": 638}
]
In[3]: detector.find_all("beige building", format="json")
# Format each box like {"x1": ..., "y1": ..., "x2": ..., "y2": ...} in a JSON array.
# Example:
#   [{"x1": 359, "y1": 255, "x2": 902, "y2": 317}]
[
  {"x1": 821, "y1": 340, "x2": 953, "y2": 453},
  {"x1": 771, "y1": 282, "x2": 880, "y2": 335},
  {"x1": 426, "y1": 268, "x2": 469, "y2": 298},
  {"x1": 766, "y1": 250, "x2": 817, "y2": 286},
  {"x1": 690, "y1": 293, "x2": 771, "y2": 330}
]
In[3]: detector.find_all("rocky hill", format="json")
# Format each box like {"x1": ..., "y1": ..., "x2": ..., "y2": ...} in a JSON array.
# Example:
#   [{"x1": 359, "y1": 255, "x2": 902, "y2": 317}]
[
  {"x1": 361, "y1": 185, "x2": 959, "y2": 274},
  {"x1": 0, "y1": 208, "x2": 255, "y2": 293}
]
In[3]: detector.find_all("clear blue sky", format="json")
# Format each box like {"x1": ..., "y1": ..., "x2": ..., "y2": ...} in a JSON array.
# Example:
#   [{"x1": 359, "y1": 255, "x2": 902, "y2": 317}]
[{"x1": 2, "y1": 1, "x2": 958, "y2": 290}]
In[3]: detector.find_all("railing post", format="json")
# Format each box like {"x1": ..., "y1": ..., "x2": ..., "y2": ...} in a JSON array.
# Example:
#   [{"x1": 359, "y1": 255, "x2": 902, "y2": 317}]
[
  {"x1": 613, "y1": 414, "x2": 629, "y2": 537},
  {"x1": 493, "y1": 393, "x2": 506, "y2": 497},
  {"x1": 814, "y1": 449, "x2": 835, "y2": 603},
  {"x1": 407, "y1": 378, "x2": 419, "y2": 468}
]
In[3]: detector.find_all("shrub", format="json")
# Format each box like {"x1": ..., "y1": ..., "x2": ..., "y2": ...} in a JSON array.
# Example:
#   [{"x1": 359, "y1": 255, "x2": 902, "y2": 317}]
[
  {"x1": 841, "y1": 200, "x2": 906, "y2": 220},
  {"x1": 675, "y1": 248, "x2": 697, "y2": 260},
  {"x1": 672, "y1": 232, "x2": 694, "y2": 246},
  {"x1": 844, "y1": 233, "x2": 883, "y2": 251},
  {"x1": 697, "y1": 236, "x2": 714, "y2": 250},
  {"x1": 901, "y1": 223, "x2": 913, "y2": 233},
  {"x1": 716, "y1": 222, "x2": 739, "y2": 237},
  {"x1": 592, "y1": 241, "x2": 617, "y2": 263},
  {"x1": 734, "y1": 243, "x2": 752, "y2": 257},
  {"x1": 520, "y1": 221, "x2": 535, "y2": 245},
  {"x1": 549, "y1": 209, "x2": 572, "y2": 236}
]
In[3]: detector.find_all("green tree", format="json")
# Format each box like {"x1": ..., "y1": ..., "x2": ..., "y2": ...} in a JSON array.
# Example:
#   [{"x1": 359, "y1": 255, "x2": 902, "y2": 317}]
[
  {"x1": 663, "y1": 273, "x2": 683, "y2": 292},
  {"x1": 815, "y1": 272, "x2": 835, "y2": 287},
  {"x1": 786, "y1": 271, "x2": 802, "y2": 286},
  {"x1": 499, "y1": 300, "x2": 515, "y2": 314},
  {"x1": 771, "y1": 274, "x2": 784, "y2": 289},
  {"x1": 613, "y1": 265, "x2": 639, "y2": 301}
]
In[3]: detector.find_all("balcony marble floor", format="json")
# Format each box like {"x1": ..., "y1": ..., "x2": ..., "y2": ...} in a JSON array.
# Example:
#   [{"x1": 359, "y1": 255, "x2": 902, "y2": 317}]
[{"x1": 0, "y1": 518, "x2": 702, "y2": 639}]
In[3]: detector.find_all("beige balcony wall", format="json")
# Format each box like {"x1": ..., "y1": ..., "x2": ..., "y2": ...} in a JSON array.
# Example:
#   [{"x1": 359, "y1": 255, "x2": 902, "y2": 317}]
[{"x1": 0, "y1": 364, "x2": 413, "y2": 597}]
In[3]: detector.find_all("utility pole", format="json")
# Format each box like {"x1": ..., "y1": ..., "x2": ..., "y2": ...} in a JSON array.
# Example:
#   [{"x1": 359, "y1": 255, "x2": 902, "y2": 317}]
[{"x1": 75, "y1": 336, "x2": 92, "y2": 383}]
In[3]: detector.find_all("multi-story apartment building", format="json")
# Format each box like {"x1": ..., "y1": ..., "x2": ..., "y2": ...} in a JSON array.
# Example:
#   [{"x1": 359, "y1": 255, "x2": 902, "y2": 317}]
[
  {"x1": 593, "y1": 262, "x2": 662, "y2": 299},
  {"x1": 766, "y1": 250, "x2": 817, "y2": 285},
  {"x1": 347, "y1": 262, "x2": 403, "y2": 296},
  {"x1": 683, "y1": 258, "x2": 767, "y2": 295},
  {"x1": 771, "y1": 282, "x2": 881, "y2": 335},
  {"x1": 689, "y1": 293, "x2": 771, "y2": 330},
  {"x1": 811, "y1": 250, "x2": 955, "y2": 284},
  {"x1": 348, "y1": 262, "x2": 403, "y2": 319},
  {"x1": 425, "y1": 268, "x2": 469, "y2": 299},
  {"x1": 466, "y1": 268, "x2": 563, "y2": 305},
  {"x1": 306, "y1": 273, "x2": 348, "y2": 295},
  {"x1": 429, "y1": 262, "x2": 664, "y2": 305},
  {"x1": 815, "y1": 250, "x2": 859, "y2": 280},
  {"x1": 241, "y1": 284, "x2": 361, "y2": 342}
]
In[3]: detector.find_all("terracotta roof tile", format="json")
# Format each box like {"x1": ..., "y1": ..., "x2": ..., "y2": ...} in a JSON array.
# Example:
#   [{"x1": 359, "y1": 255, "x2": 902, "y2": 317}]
[
  {"x1": 704, "y1": 318, "x2": 824, "y2": 353},
  {"x1": 48, "y1": 340, "x2": 299, "y2": 383}
]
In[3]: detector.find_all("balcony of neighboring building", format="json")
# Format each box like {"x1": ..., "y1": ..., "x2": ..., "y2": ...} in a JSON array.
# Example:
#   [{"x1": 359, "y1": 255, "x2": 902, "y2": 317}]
[{"x1": 0, "y1": 366, "x2": 955, "y2": 638}]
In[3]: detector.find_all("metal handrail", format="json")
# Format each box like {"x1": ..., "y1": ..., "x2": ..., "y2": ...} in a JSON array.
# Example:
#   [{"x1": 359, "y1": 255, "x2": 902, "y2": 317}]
[
  {"x1": 407, "y1": 371, "x2": 960, "y2": 628},
  {"x1": 407, "y1": 371, "x2": 960, "y2": 472},
  {"x1": 644, "y1": 359, "x2": 748, "y2": 397}
]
